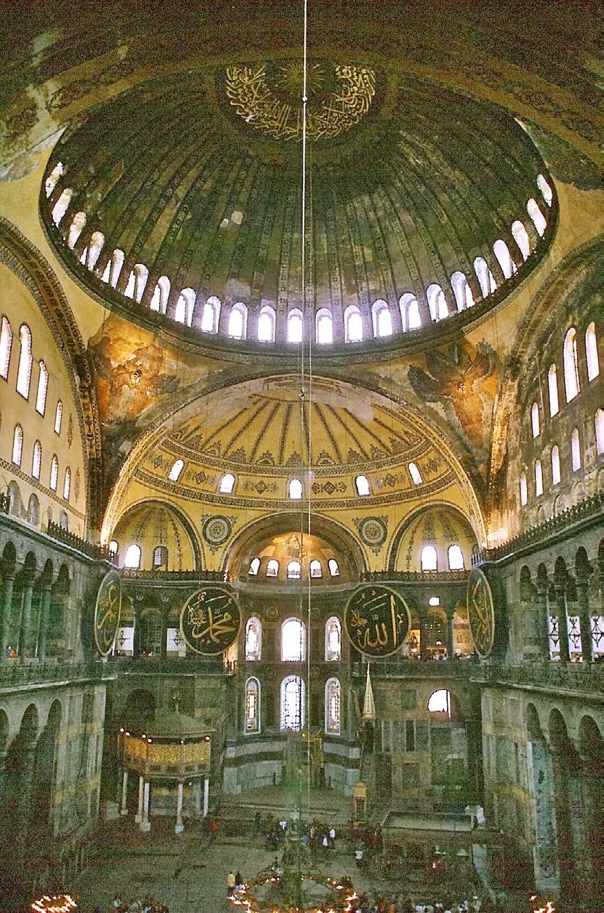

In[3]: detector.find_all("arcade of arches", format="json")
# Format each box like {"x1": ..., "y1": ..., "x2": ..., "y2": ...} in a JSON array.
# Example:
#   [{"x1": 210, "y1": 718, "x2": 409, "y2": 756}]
[{"x1": 0, "y1": 2, "x2": 602, "y2": 911}]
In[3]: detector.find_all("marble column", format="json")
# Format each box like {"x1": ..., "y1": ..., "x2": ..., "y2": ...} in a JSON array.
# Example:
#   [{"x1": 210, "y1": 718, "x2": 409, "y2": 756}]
[
  {"x1": 36, "y1": 580, "x2": 52, "y2": 663},
  {"x1": 18, "y1": 575, "x2": 35, "y2": 661},
  {"x1": 140, "y1": 780, "x2": 151, "y2": 832},
  {"x1": 0, "y1": 573, "x2": 15, "y2": 659},
  {"x1": 576, "y1": 577, "x2": 593, "y2": 664},
  {"x1": 203, "y1": 776, "x2": 209, "y2": 818},
  {"x1": 553, "y1": 583, "x2": 570, "y2": 663},
  {"x1": 135, "y1": 774, "x2": 144, "y2": 823},
  {"x1": 120, "y1": 769, "x2": 128, "y2": 815},
  {"x1": 445, "y1": 606, "x2": 455, "y2": 660},
  {"x1": 175, "y1": 781, "x2": 184, "y2": 834},
  {"x1": 527, "y1": 737, "x2": 558, "y2": 895},
  {"x1": 535, "y1": 578, "x2": 550, "y2": 659}
]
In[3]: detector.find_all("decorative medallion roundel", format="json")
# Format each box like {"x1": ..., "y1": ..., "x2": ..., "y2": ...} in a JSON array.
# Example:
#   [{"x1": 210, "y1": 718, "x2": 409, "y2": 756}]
[
  {"x1": 180, "y1": 586, "x2": 241, "y2": 655},
  {"x1": 202, "y1": 515, "x2": 232, "y2": 546},
  {"x1": 358, "y1": 516, "x2": 388, "y2": 549},
  {"x1": 466, "y1": 567, "x2": 496, "y2": 658},
  {"x1": 94, "y1": 569, "x2": 121, "y2": 656},
  {"x1": 344, "y1": 585, "x2": 410, "y2": 658}
]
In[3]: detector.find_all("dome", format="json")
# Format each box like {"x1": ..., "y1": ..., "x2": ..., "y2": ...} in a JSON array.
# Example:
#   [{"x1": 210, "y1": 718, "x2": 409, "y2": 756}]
[{"x1": 42, "y1": 64, "x2": 555, "y2": 356}]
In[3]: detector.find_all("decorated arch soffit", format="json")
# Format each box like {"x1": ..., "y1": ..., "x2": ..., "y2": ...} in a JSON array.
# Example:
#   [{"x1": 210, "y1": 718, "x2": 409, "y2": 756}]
[
  {"x1": 0, "y1": 217, "x2": 103, "y2": 527},
  {"x1": 102, "y1": 373, "x2": 487, "y2": 550}
]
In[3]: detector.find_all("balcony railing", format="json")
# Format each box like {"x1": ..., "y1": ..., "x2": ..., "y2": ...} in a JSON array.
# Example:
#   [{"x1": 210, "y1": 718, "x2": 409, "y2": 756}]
[
  {"x1": 0, "y1": 659, "x2": 114, "y2": 688},
  {"x1": 360, "y1": 569, "x2": 469, "y2": 583},
  {"x1": 474, "y1": 659, "x2": 604, "y2": 694},
  {"x1": 356, "y1": 656, "x2": 479, "y2": 677},
  {"x1": 46, "y1": 521, "x2": 115, "y2": 561},
  {"x1": 105, "y1": 655, "x2": 234, "y2": 675}
]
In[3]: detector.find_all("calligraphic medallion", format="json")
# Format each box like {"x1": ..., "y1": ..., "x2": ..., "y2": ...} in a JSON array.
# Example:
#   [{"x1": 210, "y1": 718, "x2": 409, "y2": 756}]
[
  {"x1": 344, "y1": 585, "x2": 410, "y2": 658},
  {"x1": 94, "y1": 569, "x2": 121, "y2": 656},
  {"x1": 180, "y1": 586, "x2": 241, "y2": 655},
  {"x1": 467, "y1": 568, "x2": 496, "y2": 658}
]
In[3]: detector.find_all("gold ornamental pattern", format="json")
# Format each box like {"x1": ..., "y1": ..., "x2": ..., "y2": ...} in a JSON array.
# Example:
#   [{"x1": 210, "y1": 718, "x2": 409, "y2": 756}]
[{"x1": 467, "y1": 567, "x2": 496, "y2": 658}]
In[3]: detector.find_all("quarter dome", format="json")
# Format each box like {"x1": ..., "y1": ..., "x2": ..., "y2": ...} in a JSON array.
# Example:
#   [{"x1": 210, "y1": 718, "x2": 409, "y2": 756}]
[{"x1": 42, "y1": 64, "x2": 556, "y2": 355}]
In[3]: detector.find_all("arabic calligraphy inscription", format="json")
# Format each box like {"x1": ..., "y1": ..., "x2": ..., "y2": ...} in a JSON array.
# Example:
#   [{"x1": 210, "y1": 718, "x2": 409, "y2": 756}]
[
  {"x1": 344, "y1": 585, "x2": 410, "y2": 658},
  {"x1": 180, "y1": 586, "x2": 241, "y2": 655},
  {"x1": 94, "y1": 569, "x2": 121, "y2": 656},
  {"x1": 467, "y1": 568, "x2": 495, "y2": 658}
]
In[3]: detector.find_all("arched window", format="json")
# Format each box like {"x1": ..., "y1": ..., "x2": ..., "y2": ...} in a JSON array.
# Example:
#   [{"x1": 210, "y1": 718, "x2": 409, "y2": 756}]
[
  {"x1": 289, "y1": 478, "x2": 303, "y2": 500},
  {"x1": 551, "y1": 445, "x2": 561, "y2": 485},
  {"x1": 534, "y1": 459, "x2": 543, "y2": 496},
  {"x1": 63, "y1": 467, "x2": 71, "y2": 501},
  {"x1": 287, "y1": 560, "x2": 301, "y2": 579},
  {"x1": 248, "y1": 557, "x2": 261, "y2": 576},
  {"x1": 571, "y1": 428, "x2": 581, "y2": 471},
  {"x1": 447, "y1": 545, "x2": 464, "y2": 570},
  {"x1": 124, "y1": 544, "x2": 142, "y2": 569},
  {"x1": 537, "y1": 174, "x2": 553, "y2": 207},
  {"x1": 563, "y1": 328, "x2": 580, "y2": 401},
  {"x1": 450, "y1": 272, "x2": 474, "y2": 311},
  {"x1": 45, "y1": 161, "x2": 64, "y2": 197},
  {"x1": 153, "y1": 545, "x2": 168, "y2": 568},
  {"x1": 596, "y1": 409, "x2": 604, "y2": 455},
  {"x1": 67, "y1": 211, "x2": 86, "y2": 249},
  {"x1": 473, "y1": 257, "x2": 496, "y2": 298},
  {"x1": 51, "y1": 187, "x2": 73, "y2": 226},
  {"x1": 87, "y1": 231, "x2": 105, "y2": 269},
  {"x1": 102, "y1": 249, "x2": 124, "y2": 287},
  {"x1": 0, "y1": 316, "x2": 12, "y2": 379},
  {"x1": 50, "y1": 454, "x2": 59, "y2": 490},
  {"x1": 150, "y1": 276, "x2": 170, "y2": 313},
  {"x1": 408, "y1": 462, "x2": 422, "y2": 485},
  {"x1": 527, "y1": 198, "x2": 547, "y2": 236},
  {"x1": 245, "y1": 617, "x2": 262, "y2": 661},
  {"x1": 372, "y1": 299, "x2": 392, "y2": 337},
  {"x1": 428, "y1": 689, "x2": 452, "y2": 717},
  {"x1": 328, "y1": 558, "x2": 340, "y2": 577},
  {"x1": 316, "y1": 308, "x2": 333, "y2": 345},
  {"x1": 17, "y1": 324, "x2": 33, "y2": 399},
  {"x1": 228, "y1": 303, "x2": 247, "y2": 339},
  {"x1": 35, "y1": 360, "x2": 49, "y2": 415},
  {"x1": 325, "y1": 617, "x2": 341, "y2": 661},
  {"x1": 219, "y1": 473, "x2": 236, "y2": 494},
  {"x1": 344, "y1": 305, "x2": 363, "y2": 342},
  {"x1": 400, "y1": 293, "x2": 421, "y2": 331},
  {"x1": 325, "y1": 678, "x2": 341, "y2": 735},
  {"x1": 493, "y1": 239, "x2": 516, "y2": 279},
  {"x1": 421, "y1": 545, "x2": 438, "y2": 571},
  {"x1": 258, "y1": 305, "x2": 276, "y2": 342},
  {"x1": 199, "y1": 295, "x2": 219, "y2": 332},
  {"x1": 32, "y1": 440, "x2": 42, "y2": 479},
  {"x1": 27, "y1": 493, "x2": 40, "y2": 526},
  {"x1": 125, "y1": 264, "x2": 149, "y2": 303},
  {"x1": 12, "y1": 424, "x2": 23, "y2": 466},
  {"x1": 168, "y1": 459, "x2": 184, "y2": 482},
  {"x1": 511, "y1": 220, "x2": 531, "y2": 260},
  {"x1": 280, "y1": 675, "x2": 305, "y2": 731},
  {"x1": 245, "y1": 678, "x2": 260, "y2": 733},
  {"x1": 426, "y1": 284, "x2": 448, "y2": 321},
  {"x1": 519, "y1": 471, "x2": 528, "y2": 506},
  {"x1": 281, "y1": 617, "x2": 305, "y2": 661},
  {"x1": 175, "y1": 288, "x2": 196, "y2": 326},
  {"x1": 531, "y1": 402, "x2": 540, "y2": 438},
  {"x1": 287, "y1": 308, "x2": 303, "y2": 343},
  {"x1": 548, "y1": 364, "x2": 559, "y2": 416},
  {"x1": 266, "y1": 559, "x2": 279, "y2": 577},
  {"x1": 109, "y1": 539, "x2": 118, "y2": 556},
  {"x1": 54, "y1": 401, "x2": 63, "y2": 435},
  {"x1": 585, "y1": 322, "x2": 599, "y2": 381},
  {"x1": 310, "y1": 559, "x2": 322, "y2": 578},
  {"x1": 355, "y1": 475, "x2": 370, "y2": 496}
]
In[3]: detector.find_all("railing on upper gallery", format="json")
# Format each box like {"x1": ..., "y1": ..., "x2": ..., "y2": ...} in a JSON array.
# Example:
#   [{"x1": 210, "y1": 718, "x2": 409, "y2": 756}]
[
  {"x1": 46, "y1": 520, "x2": 116, "y2": 561},
  {"x1": 0, "y1": 658, "x2": 115, "y2": 688},
  {"x1": 474, "y1": 658, "x2": 604, "y2": 693}
]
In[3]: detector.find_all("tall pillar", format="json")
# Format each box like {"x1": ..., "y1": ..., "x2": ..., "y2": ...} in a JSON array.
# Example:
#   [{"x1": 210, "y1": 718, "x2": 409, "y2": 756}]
[
  {"x1": 419, "y1": 614, "x2": 429, "y2": 660},
  {"x1": 445, "y1": 606, "x2": 455, "y2": 660},
  {"x1": 18, "y1": 576, "x2": 35, "y2": 661},
  {"x1": 36, "y1": 580, "x2": 52, "y2": 663},
  {"x1": 203, "y1": 776, "x2": 209, "y2": 818},
  {"x1": 580, "y1": 757, "x2": 604, "y2": 911},
  {"x1": 550, "y1": 745, "x2": 576, "y2": 903},
  {"x1": 1, "y1": 573, "x2": 15, "y2": 659},
  {"x1": 140, "y1": 780, "x2": 151, "y2": 832},
  {"x1": 576, "y1": 577, "x2": 593, "y2": 664},
  {"x1": 120, "y1": 769, "x2": 129, "y2": 816},
  {"x1": 527, "y1": 737, "x2": 558, "y2": 895},
  {"x1": 175, "y1": 781, "x2": 184, "y2": 834},
  {"x1": 135, "y1": 774, "x2": 144, "y2": 823},
  {"x1": 535, "y1": 577, "x2": 550, "y2": 659},
  {"x1": 553, "y1": 583, "x2": 570, "y2": 663}
]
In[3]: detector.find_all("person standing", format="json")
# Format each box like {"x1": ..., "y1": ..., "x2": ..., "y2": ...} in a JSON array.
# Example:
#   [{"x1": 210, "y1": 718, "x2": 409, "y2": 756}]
[{"x1": 227, "y1": 871, "x2": 236, "y2": 896}]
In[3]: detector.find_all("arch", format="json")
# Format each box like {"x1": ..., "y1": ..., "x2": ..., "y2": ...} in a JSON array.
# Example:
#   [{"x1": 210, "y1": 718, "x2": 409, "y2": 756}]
[
  {"x1": 280, "y1": 675, "x2": 305, "y2": 731},
  {"x1": 563, "y1": 327, "x2": 580, "y2": 401},
  {"x1": 63, "y1": 467, "x2": 71, "y2": 501},
  {"x1": 228, "y1": 302, "x2": 247, "y2": 339},
  {"x1": 527, "y1": 198, "x2": 547, "y2": 236},
  {"x1": 426, "y1": 283, "x2": 448, "y2": 321},
  {"x1": 447, "y1": 544, "x2": 464, "y2": 570},
  {"x1": 344, "y1": 305, "x2": 363, "y2": 342},
  {"x1": 531, "y1": 401, "x2": 540, "y2": 438},
  {"x1": 150, "y1": 276, "x2": 170, "y2": 313},
  {"x1": 27, "y1": 493, "x2": 40, "y2": 526},
  {"x1": 551, "y1": 444, "x2": 561, "y2": 485},
  {"x1": 86, "y1": 230, "x2": 105, "y2": 269},
  {"x1": 537, "y1": 174, "x2": 553, "y2": 207},
  {"x1": 12, "y1": 424, "x2": 23, "y2": 466},
  {"x1": 585, "y1": 321, "x2": 599, "y2": 381},
  {"x1": 219, "y1": 472, "x2": 236, "y2": 494},
  {"x1": 473, "y1": 257, "x2": 496, "y2": 298},
  {"x1": 287, "y1": 308, "x2": 303, "y2": 343},
  {"x1": 325, "y1": 616, "x2": 341, "y2": 661},
  {"x1": 124, "y1": 263, "x2": 149, "y2": 303},
  {"x1": 571, "y1": 428, "x2": 581, "y2": 471},
  {"x1": 54, "y1": 400, "x2": 63, "y2": 435},
  {"x1": 493, "y1": 239, "x2": 516, "y2": 279},
  {"x1": 244, "y1": 677, "x2": 261, "y2": 733},
  {"x1": 325, "y1": 678, "x2": 341, "y2": 735},
  {"x1": 35, "y1": 360, "x2": 49, "y2": 415},
  {"x1": 287, "y1": 559, "x2": 301, "y2": 579},
  {"x1": 168, "y1": 459, "x2": 184, "y2": 482},
  {"x1": 511, "y1": 220, "x2": 531, "y2": 260},
  {"x1": 49, "y1": 454, "x2": 59, "y2": 490},
  {"x1": 51, "y1": 187, "x2": 73, "y2": 226},
  {"x1": 124, "y1": 544, "x2": 142, "y2": 569},
  {"x1": 0, "y1": 315, "x2": 12, "y2": 379},
  {"x1": 266, "y1": 558, "x2": 279, "y2": 577},
  {"x1": 152, "y1": 544, "x2": 168, "y2": 568},
  {"x1": 316, "y1": 308, "x2": 333, "y2": 344},
  {"x1": 309, "y1": 558, "x2": 322, "y2": 578},
  {"x1": 400, "y1": 292, "x2": 422, "y2": 330},
  {"x1": 355, "y1": 475, "x2": 370, "y2": 496},
  {"x1": 427, "y1": 689, "x2": 461, "y2": 721},
  {"x1": 421, "y1": 544, "x2": 438, "y2": 571},
  {"x1": 288, "y1": 478, "x2": 303, "y2": 500},
  {"x1": 372, "y1": 299, "x2": 392, "y2": 337},
  {"x1": 67, "y1": 211, "x2": 86, "y2": 249},
  {"x1": 547, "y1": 364, "x2": 559, "y2": 416},
  {"x1": 257, "y1": 305, "x2": 276, "y2": 342},
  {"x1": 248, "y1": 557, "x2": 261, "y2": 576},
  {"x1": 450, "y1": 271, "x2": 474, "y2": 311},
  {"x1": 245, "y1": 616, "x2": 262, "y2": 661},
  {"x1": 122, "y1": 688, "x2": 156, "y2": 732},
  {"x1": 175, "y1": 287, "x2": 196, "y2": 326},
  {"x1": 408, "y1": 462, "x2": 422, "y2": 485},
  {"x1": 16, "y1": 324, "x2": 32, "y2": 398},
  {"x1": 281, "y1": 617, "x2": 305, "y2": 661},
  {"x1": 534, "y1": 459, "x2": 543, "y2": 496},
  {"x1": 596, "y1": 408, "x2": 604, "y2": 455},
  {"x1": 32, "y1": 439, "x2": 42, "y2": 479}
]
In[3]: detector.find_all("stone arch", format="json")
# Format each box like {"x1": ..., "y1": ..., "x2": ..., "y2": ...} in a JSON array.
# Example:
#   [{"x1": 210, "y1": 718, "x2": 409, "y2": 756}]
[{"x1": 29, "y1": 699, "x2": 62, "y2": 841}]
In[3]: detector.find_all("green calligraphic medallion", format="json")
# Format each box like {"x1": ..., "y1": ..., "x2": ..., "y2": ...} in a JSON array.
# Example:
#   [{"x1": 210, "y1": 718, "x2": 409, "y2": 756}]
[
  {"x1": 180, "y1": 586, "x2": 241, "y2": 655},
  {"x1": 344, "y1": 585, "x2": 410, "y2": 657},
  {"x1": 467, "y1": 568, "x2": 496, "y2": 658},
  {"x1": 94, "y1": 569, "x2": 121, "y2": 655}
]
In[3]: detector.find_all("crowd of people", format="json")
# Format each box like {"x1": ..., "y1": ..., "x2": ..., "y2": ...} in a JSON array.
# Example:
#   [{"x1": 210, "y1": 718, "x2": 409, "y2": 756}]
[{"x1": 107, "y1": 895, "x2": 169, "y2": 913}]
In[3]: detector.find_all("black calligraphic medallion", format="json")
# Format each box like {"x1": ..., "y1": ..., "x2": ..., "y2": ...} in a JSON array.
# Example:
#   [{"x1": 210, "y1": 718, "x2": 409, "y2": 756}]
[
  {"x1": 180, "y1": 586, "x2": 241, "y2": 655},
  {"x1": 94, "y1": 569, "x2": 121, "y2": 656},
  {"x1": 467, "y1": 568, "x2": 496, "y2": 658},
  {"x1": 344, "y1": 585, "x2": 410, "y2": 658}
]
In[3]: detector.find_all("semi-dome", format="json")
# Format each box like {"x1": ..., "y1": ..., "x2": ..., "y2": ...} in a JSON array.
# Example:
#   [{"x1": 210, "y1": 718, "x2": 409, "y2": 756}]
[{"x1": 42, "y1": 64, "x2": 555, "y2": 355}]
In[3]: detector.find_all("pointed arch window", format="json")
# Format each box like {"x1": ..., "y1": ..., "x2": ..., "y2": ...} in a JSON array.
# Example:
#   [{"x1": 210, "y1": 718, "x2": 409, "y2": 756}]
[
  {"x1": 571, "y1": 428, "x2": 581, "y2": 471},
  {"x1": 281, "y1": 617, "x2": 305, "y2": 661},
  {"x1": 551, "y1": 445, "x2": 561, "y2": 485},
  {"x1": 32, "y1": 440, "x2": 42, "y2": 479},
  {"x1": 258, "y1": 305, "x2": 276, "y2": 342},
  {"x1": 280, "y1": 675, "x2": 305, "y2": 731},
  {"x1": 511, "y1": 220, "x2": 531, "y2": 260},
  {"x1": 245, "y1": 677, "x2": 260, "y2": 733},
  {"x1": 563, "y1": 328, "x2": 580, "y2": 402},
  {"x1": 328, "y1": 558, "x2": 340, "y2": 577},
  {"x1": 519, "y1": 471, "x2": 528, "y2": 506},
  {"x1": 450, "y1": 272, "x2": 474, "y2": 311},
  {"x1": 289, "y1": 478, "x2": 303, "y2": 500},
  {"x1": 0, "y1": 316, "x2": 13, "y2": 379},
  {"x1": 325, "y1": 616, "x2": 341, "y2": 661},
  {"x1": 372, "y1": 299, "x2": 392, "y2": 337},
  {"x1": 527, "y1": 198, "x2": 546, "y2": 236},
  {"x1": 355, "y1": 475, "x2": 370, "y2": 496},
  {"x1": 12, "y1": 424, "x2": 23, "y2": 466},
  {"x1": 50, "y1": 454, "x2": 59, "y2": 491},
  {"x1": 36, "y1": 360, "x2": 49, "y2": 415},
  {"x1": 531, "y1": 402, "x2": 540, "y2": 438},
  {"x1": 325, "y1": 678, "x2": 341, "y2": 735},
  {"x1": 421, "y1": 545, "x2": 438, "y2": 572},
  {"x1": 534, "y1": 459, "x2": 543, "y2": 497},
  {"x1": 150, "y1": 276, "x2": 170, "y2": 313},
  {"x1": 316, "y1": 308, "x2": 333, "y2": 344},
  {"x1": 245, "y1": 617, "x2": 262, "y2": 661},
  {"x1": 168, "y1": 459, "x2": 184, "y2": 482},
  {"x1": 585, "y1": 322, "x2": 599, "y2": 381},
  {"x1": 219, "y1": 473, "x2": 235, "y2": 494},
  {"x1": 595, "y1": 409, "x2": 604, "y2": 455},
  {"x1": 124, "y1": 544, "x2": 142, "y2": 569},
  {"x1": 310, "y1": 559, "x2": 322, "y2": 578},
  {"x1": 447, "y1": 545, "x2": 464, "y2": 570},
  {"x1": 17, "y1": 324, "x2": 33, "y2": 399},
  {"x1": 548, "y1": 364, "x2": 559, "y2": 416},
  {"x1": 228, "y1": 302, "x2": 247, "y2": 339},
  {"x1": 54, "y1": 401, "x2": 63, "y2": 435},
  {"x1": 266, "y1": 559, "x2": 279, "y2": 578},
  {"x1": 248, "y1": 557, "x2": 261, "y2": 576},
  {"x1": 400, "y1": 293, "x2": 422, "y2": 331},
  {"x1": 344, "y1": 305, "x2": 363, "y2": 342},
  {"x1": 63, "y1": 467, "x2": 71, "y2": 501},
  {"x1": 427, "y1": 284, "x2": 449, "y2": 321},
  {"x1": 287, "y1": 308, "x2": 303, "y2": 343},
  {"x1": 408, "y1": 462, "x2": 422, "y2": 485}
]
